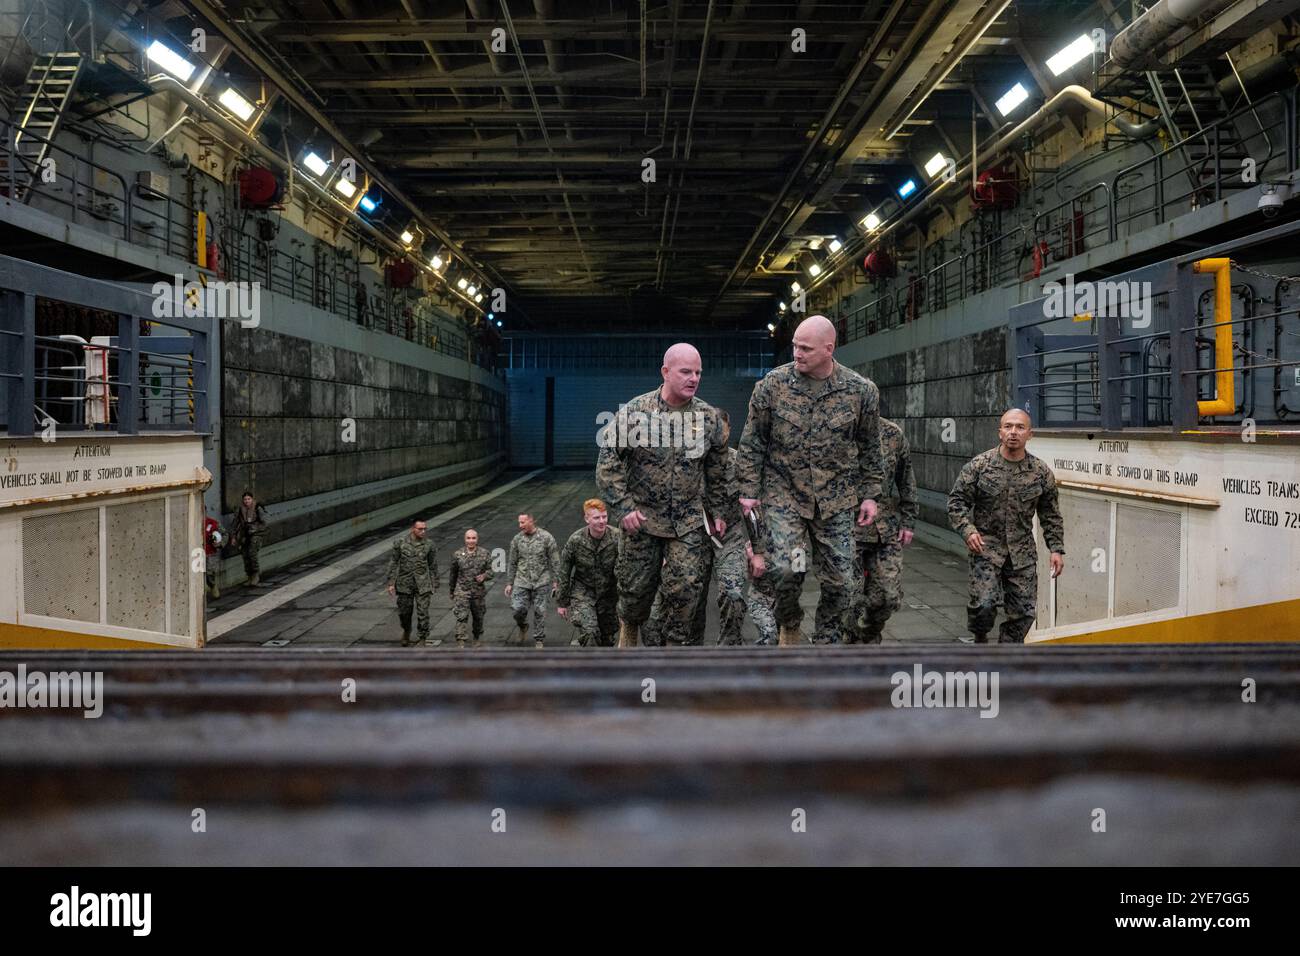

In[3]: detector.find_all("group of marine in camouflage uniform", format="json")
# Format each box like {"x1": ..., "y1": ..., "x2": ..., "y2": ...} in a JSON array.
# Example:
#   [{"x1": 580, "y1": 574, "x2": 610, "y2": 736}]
[{"x1": 385, "y1": 314, "x2": 1066, "y2": 648}]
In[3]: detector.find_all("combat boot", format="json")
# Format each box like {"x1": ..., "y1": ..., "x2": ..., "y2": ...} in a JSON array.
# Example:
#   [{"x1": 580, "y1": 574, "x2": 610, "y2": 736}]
[
  {"x1": 972, "y1": 632, "x2": 989, "y2": 644},
  {"x1": 457, "y1": 638, "x2": 467, "y2": 650},
  {"x1": 400, "y1": 629, "x2": 411, "y2": 647},
  {"x1": 207, "y1": 581, "x2": 220, "y2": 600},
  {"x1": 249, "y1": 572, "x2": 260, "y2": 587},
  {"x1": 778, "y1": 624, "x2": 802, "y2": 647},
  {"x1": 471, "y1": 637, "x2": 482, "y2": 650},
  {"x1": 617, "y1": 620, "x2": 640, "y2": 648},
  {"x1": 534, "y1": 636, "x2": 545, "y2": 649},
  {"x1": 517, "y1": 623, "x2": 530, "y2": 646}
]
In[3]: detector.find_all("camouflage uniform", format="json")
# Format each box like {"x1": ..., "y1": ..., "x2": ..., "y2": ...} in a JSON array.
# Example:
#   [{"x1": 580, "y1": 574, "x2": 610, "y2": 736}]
[
  {"x1": 507, "y1": 528, "x2": 561, "y2": 640},
  {"x1": 595, "y1": 388, "x2": 729, "y2": 645},
  {"x1": 851, "y1": 419, "x2": 919, "y2": 643},
  {"x1": 230, "y1": 502, "x2": 271, "y2": 580},
  {"x1": 556, "y1": 526, "x2": 622, "y2": 647},
  {"x1": 385, "y1": 533, "x2": 441, "y2": 642},
  {"x1": 736, "y1": 361, "x2": 884, "y2": 643},
  {"x1": 948, "y1": 448, "x2": 1065, "y2": 643},
  {"x1": 449, "y1": 547, "x2": 495, "y2": 644}
]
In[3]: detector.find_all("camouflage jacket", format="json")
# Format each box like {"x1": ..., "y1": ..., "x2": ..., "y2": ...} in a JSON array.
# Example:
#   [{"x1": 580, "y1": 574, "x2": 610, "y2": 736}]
[
  {"x1": 947, "y1": 448, "x2": 1065, "y2": 561},
  {"x1": 556, "y1": 526, "x2": 621, "y2": 607},
  {"x1": 448, "y1": 547, "x2": 495, "y2": 598},
  {"x1": 507, "y1": 528, "x2": 561, "y2": 589},
  {"x1": 736, "y1": 361, "x2": 885, "y2": 520},
  {"x1": 595, "y1": 388, "x2": 730, "y2": 538},
  {"x1": 857, "y1": 419, "x2": 919, "y2": 544},
  {"x1": 386, "y1": 534, "x2": 440, "y2": 595}
]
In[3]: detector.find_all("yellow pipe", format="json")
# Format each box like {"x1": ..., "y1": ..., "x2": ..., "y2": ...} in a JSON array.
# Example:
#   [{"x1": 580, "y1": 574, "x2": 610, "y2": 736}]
[
  {"x1": 196, "y1": 211, "x2": 208, "y2": 268},
  {"x1": 1193, "y1": 257, "x2": 1235, "y2": 417}
]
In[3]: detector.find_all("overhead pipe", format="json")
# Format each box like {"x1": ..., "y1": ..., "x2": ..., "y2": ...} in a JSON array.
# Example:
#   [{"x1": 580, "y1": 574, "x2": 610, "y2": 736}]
[{"x1": 1110, "y1": 0, "x2": 1238, "y2": 70}]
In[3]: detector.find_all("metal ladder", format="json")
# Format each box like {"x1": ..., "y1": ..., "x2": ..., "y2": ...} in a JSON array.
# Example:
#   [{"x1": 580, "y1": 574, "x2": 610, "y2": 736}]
[{"x1": 3, "y1": 51, "x2": 84, "y2": 202}]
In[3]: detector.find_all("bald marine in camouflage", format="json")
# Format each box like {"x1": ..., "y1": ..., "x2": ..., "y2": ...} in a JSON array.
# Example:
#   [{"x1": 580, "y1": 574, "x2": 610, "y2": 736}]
[
  {"x1": 851, "y1": 418, "x2": 919, "y2": 643},
  {"x1": 505, "y1": 513, "x2": 561, "y2": 649},
  {"x1": 736, "y1": 315, "x2": 884, "y2": 646},
  {"x1": 449, "y1": 529, "x2": 495, "y2": 649},
  {"x1": 641, "y1": 410, "x2": 778, "y2": 646},
  {"x1": 556, "y1": 499, "x2": 622, "y2": 647},
  {"x1": 948, "y1": 408, "x2": 1065, "y2": 643},
  {"x1": 595, "y1": 343, "x2": 730, "y2": 647}
]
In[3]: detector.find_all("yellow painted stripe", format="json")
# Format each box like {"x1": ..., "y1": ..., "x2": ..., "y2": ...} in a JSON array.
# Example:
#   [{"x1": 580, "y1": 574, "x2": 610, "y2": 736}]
[
  {"x1": 1039, "y1": 598, "x2": 1300, "y2": 644},
  {"x1": 0, "y1": 622, "x2": 182, "y2": 650}
]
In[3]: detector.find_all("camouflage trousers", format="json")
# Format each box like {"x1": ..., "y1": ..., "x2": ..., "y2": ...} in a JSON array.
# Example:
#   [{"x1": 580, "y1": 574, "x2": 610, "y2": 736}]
[
  {"x1": 453, "y1": 593, "x2": 486, "y2": 642},
  {"x1": 567, "y1": 584, "x2": 619, "y2": 647},
  {"x1": 643, "y1": 537, "x2": 778, "y2": 645},
  {"x1": 241, "y1": 537, "x2": 261, "y2": 577},
  {"x1": 510, "y1": 585, "x2": 550, "y2": 638},
  {"x1": 642, "y1": 554, "x2": 712, "y2": 646},
  {"x1": 755, "y1": 504, "x2": 857, "y2": 643},
  {"x1": 617, "y1": 528, "x2": 712, "y2": 645},
  {"x1": 397, "y1": 591, "x2": 432, "y2": 640},
  {"x1": 850, "y1": 540, "x2": 904, "y2": 643},
  {"x1": 967, "y1": 553, "x2": 1037, "y2": 643}
]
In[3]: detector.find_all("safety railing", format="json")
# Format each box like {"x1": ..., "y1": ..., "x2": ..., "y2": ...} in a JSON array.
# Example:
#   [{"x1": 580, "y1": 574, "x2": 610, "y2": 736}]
[
  {"x1": 1, "y1": 253, "x2": 211, "y2": 436},
  {"x1": 1010, "y1": 219, "x2": 1300, "y2": 431},
  {"x1": 221, "y1": 226, "x2": 495, "y2": 373},
  {"x1": 839, "y1": 87, "x2": 1297, "y2": 346}
]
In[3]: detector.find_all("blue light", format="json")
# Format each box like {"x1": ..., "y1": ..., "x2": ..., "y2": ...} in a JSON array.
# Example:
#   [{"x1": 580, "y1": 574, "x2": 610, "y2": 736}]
[
  {"x1": 358, "y1": 194, "x2": 379, "y2": 213},
  {"x1": 487, "y1": 312, "x2": 495, "y2": 321},
  {"x1": 898, "y1": 179, "x2": 917, "y2": 198},
  {"x1": 496, "y1": 320, "x2": 503, "y2": 328}
]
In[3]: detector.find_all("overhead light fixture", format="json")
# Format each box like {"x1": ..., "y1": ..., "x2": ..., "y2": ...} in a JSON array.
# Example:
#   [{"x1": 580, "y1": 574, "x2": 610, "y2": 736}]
[
  {"x1": 808, "y1": 262, "x2": 823, "y2": 277},
  {"x1": 333, "y1": 176, "x2": 357, "y2": 198},
  {"x1": 924, "y1": 153, "x2": 949, "y2": 178},
  {"x1": 496, "y1": 320, "x2": 503, "y2": 328},
  {"x1": 358, "y1": 195, "x2": 378, "y2": 214},
  {"x1": 862, "y1": 212, "x2": 881, "y2": 231},
  {"x1": 767, "y1": 322, "x2": 776, "y2": 332},
  {"x1": 475, "y1": 293, "x2": 483, "y2": 303},
  {"x1": 217, "y1": 87, "x2": 256, "y2": 122},
  {"x1": 778, "y1": 301, "x2": 787, "y2": 312},
  {"x1": 457, "y1": 277, "x2": 468, "y2": 290},
  {"x1": 1046, "y1": 34, "x2": 1094, "y2": 76},
  {"x1": 303, "y1": 152, "x2": 329, "y2": 177},
  {"x1": 400, "y1": 230, "x2": 414, "y2": 245},
  {"x1": 467, "y1": 284, "x2": 478, "y2": 296},
  {"x1": 146, "y1": 40, "x2": 197, "y2": 82},
  {"x1": 430, "y1": 254, "x2": 444, "y2": 270},
  {"x1": 828, "y1": 238, "x2": 842, "y2": 254},
  {"x1": 791, "y1": 280, "x2": 802, "y2": 293},
  {"x1": 996, "y1": 82, "x2": 1029, "y2": 116},
  {"x1": 898, "y1": 179, "x2": 917, "y2": 199}
]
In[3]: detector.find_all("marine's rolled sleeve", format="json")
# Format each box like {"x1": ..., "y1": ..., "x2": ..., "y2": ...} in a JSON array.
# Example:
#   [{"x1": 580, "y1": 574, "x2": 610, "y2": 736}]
[
  {"x1": 1037, "y1": 469, "x2": 1066, "y2": 554},
  {"x1": 947, "y1": 461, "x2": 979, "y2": 542},
  {"x1": 735, "y1": 381, "x2": 770, "y2": 501},
  {"x1": 856, "y1": 382, "x2": 884, "y2": 503},
  {"x1": 898, "y1": 441, "x2": 919, "y2": 530}
]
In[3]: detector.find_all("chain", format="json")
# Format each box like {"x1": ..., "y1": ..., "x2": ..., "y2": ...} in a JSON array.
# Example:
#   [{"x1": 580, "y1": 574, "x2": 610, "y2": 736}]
[{"x1": 1230, "y1": 260, "x2": 1300, "y2": 285}]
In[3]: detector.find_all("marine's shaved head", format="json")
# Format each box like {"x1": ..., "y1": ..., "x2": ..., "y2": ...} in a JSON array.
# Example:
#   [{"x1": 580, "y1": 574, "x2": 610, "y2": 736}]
[
  {"x1": 791, "y1": 314, "x2": 838, "y2": 378},
  {"x1": 661, "y1": 342, "x2": 703, "y2": 407}
]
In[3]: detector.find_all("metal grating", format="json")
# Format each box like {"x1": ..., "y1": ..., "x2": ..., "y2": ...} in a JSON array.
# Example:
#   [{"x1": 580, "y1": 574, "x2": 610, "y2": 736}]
[
  {"x1": 168, "y1": 494, "x2": 191, "y2": 637},
  {"x1": 106, "y1": 498, "x2": 165, "y2": 633},
  {"x1": 1053, "y1": 493, "x2": 1111, "y2": 627},
  {"x1": 22, "y1": 508, "x2": 100, "y2": 622},
  {"x1": 1113, "y1": 503, "x2": 1182, "y2": 618}
]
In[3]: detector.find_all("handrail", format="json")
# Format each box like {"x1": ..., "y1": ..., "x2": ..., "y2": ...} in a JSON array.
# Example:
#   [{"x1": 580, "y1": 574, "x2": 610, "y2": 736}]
[{"x1": 1192, "y1": 257, "x2": 1234, "y2": 417}]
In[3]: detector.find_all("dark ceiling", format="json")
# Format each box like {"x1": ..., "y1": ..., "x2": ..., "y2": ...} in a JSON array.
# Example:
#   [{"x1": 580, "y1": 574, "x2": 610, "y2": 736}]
[{"x1": 201, "y1": 0, "x2": 1099, "y2": 329}]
